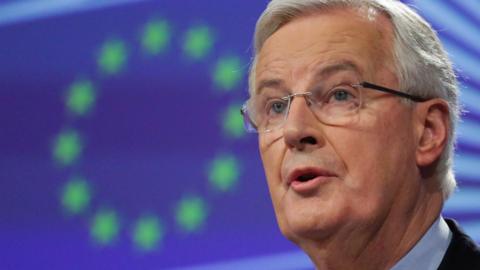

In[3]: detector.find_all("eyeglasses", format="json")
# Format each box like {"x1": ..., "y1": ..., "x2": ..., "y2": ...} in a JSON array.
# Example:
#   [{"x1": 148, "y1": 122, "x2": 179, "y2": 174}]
[{"x1": 240, "y1": 81, "x2": 428, "y2": 133}]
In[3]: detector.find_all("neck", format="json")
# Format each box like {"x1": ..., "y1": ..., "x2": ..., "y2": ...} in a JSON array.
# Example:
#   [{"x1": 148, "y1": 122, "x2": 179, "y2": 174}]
[{"x1": 300, "y1": 184, "x2": 444, "y2": 270}]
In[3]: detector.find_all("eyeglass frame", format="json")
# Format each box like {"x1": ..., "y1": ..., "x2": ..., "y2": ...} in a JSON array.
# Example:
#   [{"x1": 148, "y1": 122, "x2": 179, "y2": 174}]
[{"x1": 240, "y1": 81, "x2": 429, "y2": 133}]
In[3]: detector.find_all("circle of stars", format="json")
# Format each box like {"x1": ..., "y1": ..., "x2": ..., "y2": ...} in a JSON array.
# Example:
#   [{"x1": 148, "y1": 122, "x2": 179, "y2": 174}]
[{"x1": 54, "y1": 17, "x2": 246, "y2": 253}]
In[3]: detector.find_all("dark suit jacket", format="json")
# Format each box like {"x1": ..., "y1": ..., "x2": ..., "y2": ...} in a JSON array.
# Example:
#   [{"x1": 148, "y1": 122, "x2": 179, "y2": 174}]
[{"x1": 438, "y1": 219, "x2": 480, "y2": 269}]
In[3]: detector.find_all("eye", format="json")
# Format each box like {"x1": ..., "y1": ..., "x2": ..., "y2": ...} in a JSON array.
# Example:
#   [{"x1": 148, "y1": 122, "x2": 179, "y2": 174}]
[
  {"x1": 333, "y1": 90, "x2": 350, "y2": 101},
  {"x1": 326, "y1": 86, "x2": 358, "y2": 103},
  {"x1": 267, "y1": 99, "x2": 288, "y2": 115}
]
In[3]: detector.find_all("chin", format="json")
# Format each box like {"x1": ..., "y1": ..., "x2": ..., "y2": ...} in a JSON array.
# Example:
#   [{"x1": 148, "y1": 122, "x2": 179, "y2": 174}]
[{"x1": 279, "y1": 199, "x2": 344, "y2": 242}]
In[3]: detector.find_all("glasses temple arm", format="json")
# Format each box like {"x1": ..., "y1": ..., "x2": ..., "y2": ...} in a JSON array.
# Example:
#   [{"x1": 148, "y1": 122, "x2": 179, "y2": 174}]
[{"x1": 359, "y1": 82, "x2": 428, "y2": 102}]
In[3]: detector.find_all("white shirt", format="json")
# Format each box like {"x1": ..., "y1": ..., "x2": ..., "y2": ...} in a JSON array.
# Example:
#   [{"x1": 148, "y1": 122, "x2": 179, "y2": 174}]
[{"x1": 391, "y1": 217, "x2": 452, "y2": 270}]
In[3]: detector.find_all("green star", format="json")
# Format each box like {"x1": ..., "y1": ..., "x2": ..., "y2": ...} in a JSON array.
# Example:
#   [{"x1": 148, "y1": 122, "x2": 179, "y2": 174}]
[
  {"x1": 223, "y1": 104, "x2": 245, "y2": 138},
  {"x1": 183, "y1": 25, "x2": 214, "y2": 60},
  {"x1": 133, "y1": 215, "x2": 164, "y2": 251},
  {"x1": 91, "y1": 209, "x2": 120, "y2": 245},
  {"x1": 213, "y1": 56, "x2": 243, "y2": 91},
  {"x1": 61, "y1": 177, "x2": 91, "y2": 215},
  {"x1": 66, "y1": 80, "x2": 96, "y2": 116},
  {"x1": 208, "y1": 154, "x2": 240, "y2": 192},
  {"x1": 53, "y1": 131, "x2": 83, "y2": 166},
  {"x1": 98, "y1": 39, "x2": 128, "y2": 75},
  {"x1": 175, "y1": 196, "x2": 208, "y2": 233},
  {"x1": 141, "y1": 19, "x2": 171, "y2": 55}
]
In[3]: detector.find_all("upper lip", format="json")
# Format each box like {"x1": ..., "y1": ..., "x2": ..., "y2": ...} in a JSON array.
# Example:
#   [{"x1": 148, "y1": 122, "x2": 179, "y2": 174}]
[{"x1": 286, "y1": 167, "x2": 337, "y2": 186}]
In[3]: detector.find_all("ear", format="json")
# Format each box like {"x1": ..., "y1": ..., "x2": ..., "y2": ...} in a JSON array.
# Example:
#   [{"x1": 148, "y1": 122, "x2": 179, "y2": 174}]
[{"x1": 415, "y1": 99, "x2": 450, "y2": 167}]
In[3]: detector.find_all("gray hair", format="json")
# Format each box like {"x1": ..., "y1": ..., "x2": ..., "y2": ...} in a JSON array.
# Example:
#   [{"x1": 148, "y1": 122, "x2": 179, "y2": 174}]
[{"x1": 249, "y1": 0, "x2": 459, "y2": 199}]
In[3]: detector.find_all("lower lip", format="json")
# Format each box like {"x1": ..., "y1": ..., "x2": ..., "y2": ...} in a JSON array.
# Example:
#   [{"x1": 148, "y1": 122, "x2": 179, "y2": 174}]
[{"x1": 290, "y1": 176, "x2": 332, "y2": 193}]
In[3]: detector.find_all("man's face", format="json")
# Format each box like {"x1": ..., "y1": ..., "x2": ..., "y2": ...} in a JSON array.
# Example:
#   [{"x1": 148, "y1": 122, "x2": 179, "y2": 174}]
[{"x1": 255, "y1": 9, "x2": 423, "y2": 243}]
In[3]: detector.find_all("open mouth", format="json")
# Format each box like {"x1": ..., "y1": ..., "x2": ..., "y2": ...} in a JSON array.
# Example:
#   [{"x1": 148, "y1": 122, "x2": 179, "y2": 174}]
[
  {"x1": 297, "y1": 173, "x2": 318, "y2": 182},
  {"x1": 287, "y1": 168, "x2": 337, "y2": 188}
]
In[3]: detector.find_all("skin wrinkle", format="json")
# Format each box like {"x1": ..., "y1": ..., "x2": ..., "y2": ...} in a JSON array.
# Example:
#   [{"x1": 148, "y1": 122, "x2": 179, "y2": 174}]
[
  {"x1": 256, "y1": 7, "x2": 448, "y2": 270},
  {"x1": 255, "y1": 7, "x2": 395, "y2": 89},
  {"x1": 255, "y1": 60, "x2": 363, "y2": 98},
  {"x1": 255, "y1": 16, "x2": 395, "y2": 96}
]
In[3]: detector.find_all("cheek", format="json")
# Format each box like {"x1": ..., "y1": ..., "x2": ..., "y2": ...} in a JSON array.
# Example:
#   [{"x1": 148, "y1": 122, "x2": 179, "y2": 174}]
[
  {"x1": 259, "y1": 135, "x2": 285, "y2": 195},
  {"x1": 328, "y1": 110, "x2": 415, "y2": 212},
  {"x1": 259, "y1": 135, "x2": 290, "y2": 228}
]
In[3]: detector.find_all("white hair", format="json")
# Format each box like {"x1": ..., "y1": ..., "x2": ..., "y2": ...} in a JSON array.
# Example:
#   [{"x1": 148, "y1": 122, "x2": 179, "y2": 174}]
[{"x1": 249, "y1": 0, "x2": 460, "y2": 199}]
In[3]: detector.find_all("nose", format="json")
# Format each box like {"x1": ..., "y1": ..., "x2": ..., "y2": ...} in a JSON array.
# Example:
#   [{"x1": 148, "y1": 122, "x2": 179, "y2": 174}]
[{"x1": 283, "y1": 96, "x2": 323, "y2": 151}]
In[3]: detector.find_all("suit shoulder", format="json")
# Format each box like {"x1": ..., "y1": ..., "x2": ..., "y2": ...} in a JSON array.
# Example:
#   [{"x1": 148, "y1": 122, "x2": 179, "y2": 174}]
[{"x1": 438, "y1": 219, "x2": 480, "y2": 270}]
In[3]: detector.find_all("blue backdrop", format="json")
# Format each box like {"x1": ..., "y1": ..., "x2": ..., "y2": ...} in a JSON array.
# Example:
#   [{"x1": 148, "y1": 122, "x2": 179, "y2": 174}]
[{"x1": 0, "y1": 0, "x2": 479, "y2": 269}]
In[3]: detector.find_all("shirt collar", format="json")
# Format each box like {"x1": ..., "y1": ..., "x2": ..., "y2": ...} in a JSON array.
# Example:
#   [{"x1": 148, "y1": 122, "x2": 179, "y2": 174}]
[{"x1": 391, "y1": 216, "x2": 452, "y2": 270}]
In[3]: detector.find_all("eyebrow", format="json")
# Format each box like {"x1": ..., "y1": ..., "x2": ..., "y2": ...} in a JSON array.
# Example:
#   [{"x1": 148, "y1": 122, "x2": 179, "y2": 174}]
[
  {"x1": 314, "y1": 61, "x2": 361, "y2": 79},
  {"x1": 255, "y1": 60, "x2": 361, "y2": 95},
  {"x1": 255, "y1": 78, "x2": 285, "y2": 95}
]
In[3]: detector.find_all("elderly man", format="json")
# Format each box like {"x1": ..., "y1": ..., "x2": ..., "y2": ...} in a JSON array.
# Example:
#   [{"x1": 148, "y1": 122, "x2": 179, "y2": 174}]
[{"x1": 241, "y1": 0, "x2": 480, "y2": 269}]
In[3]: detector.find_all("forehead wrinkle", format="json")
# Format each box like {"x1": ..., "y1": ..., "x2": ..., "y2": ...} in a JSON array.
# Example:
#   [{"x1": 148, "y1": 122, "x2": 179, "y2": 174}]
[
  {"x1": 255, "y1": 8, "x2": 398, "y2": 96},
  {"x1": 256, "y1": 56, "x2": 289, "y2": 79},
  {"x1": 255, "y1": 55, "x2": 292, "y2": 94}
]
